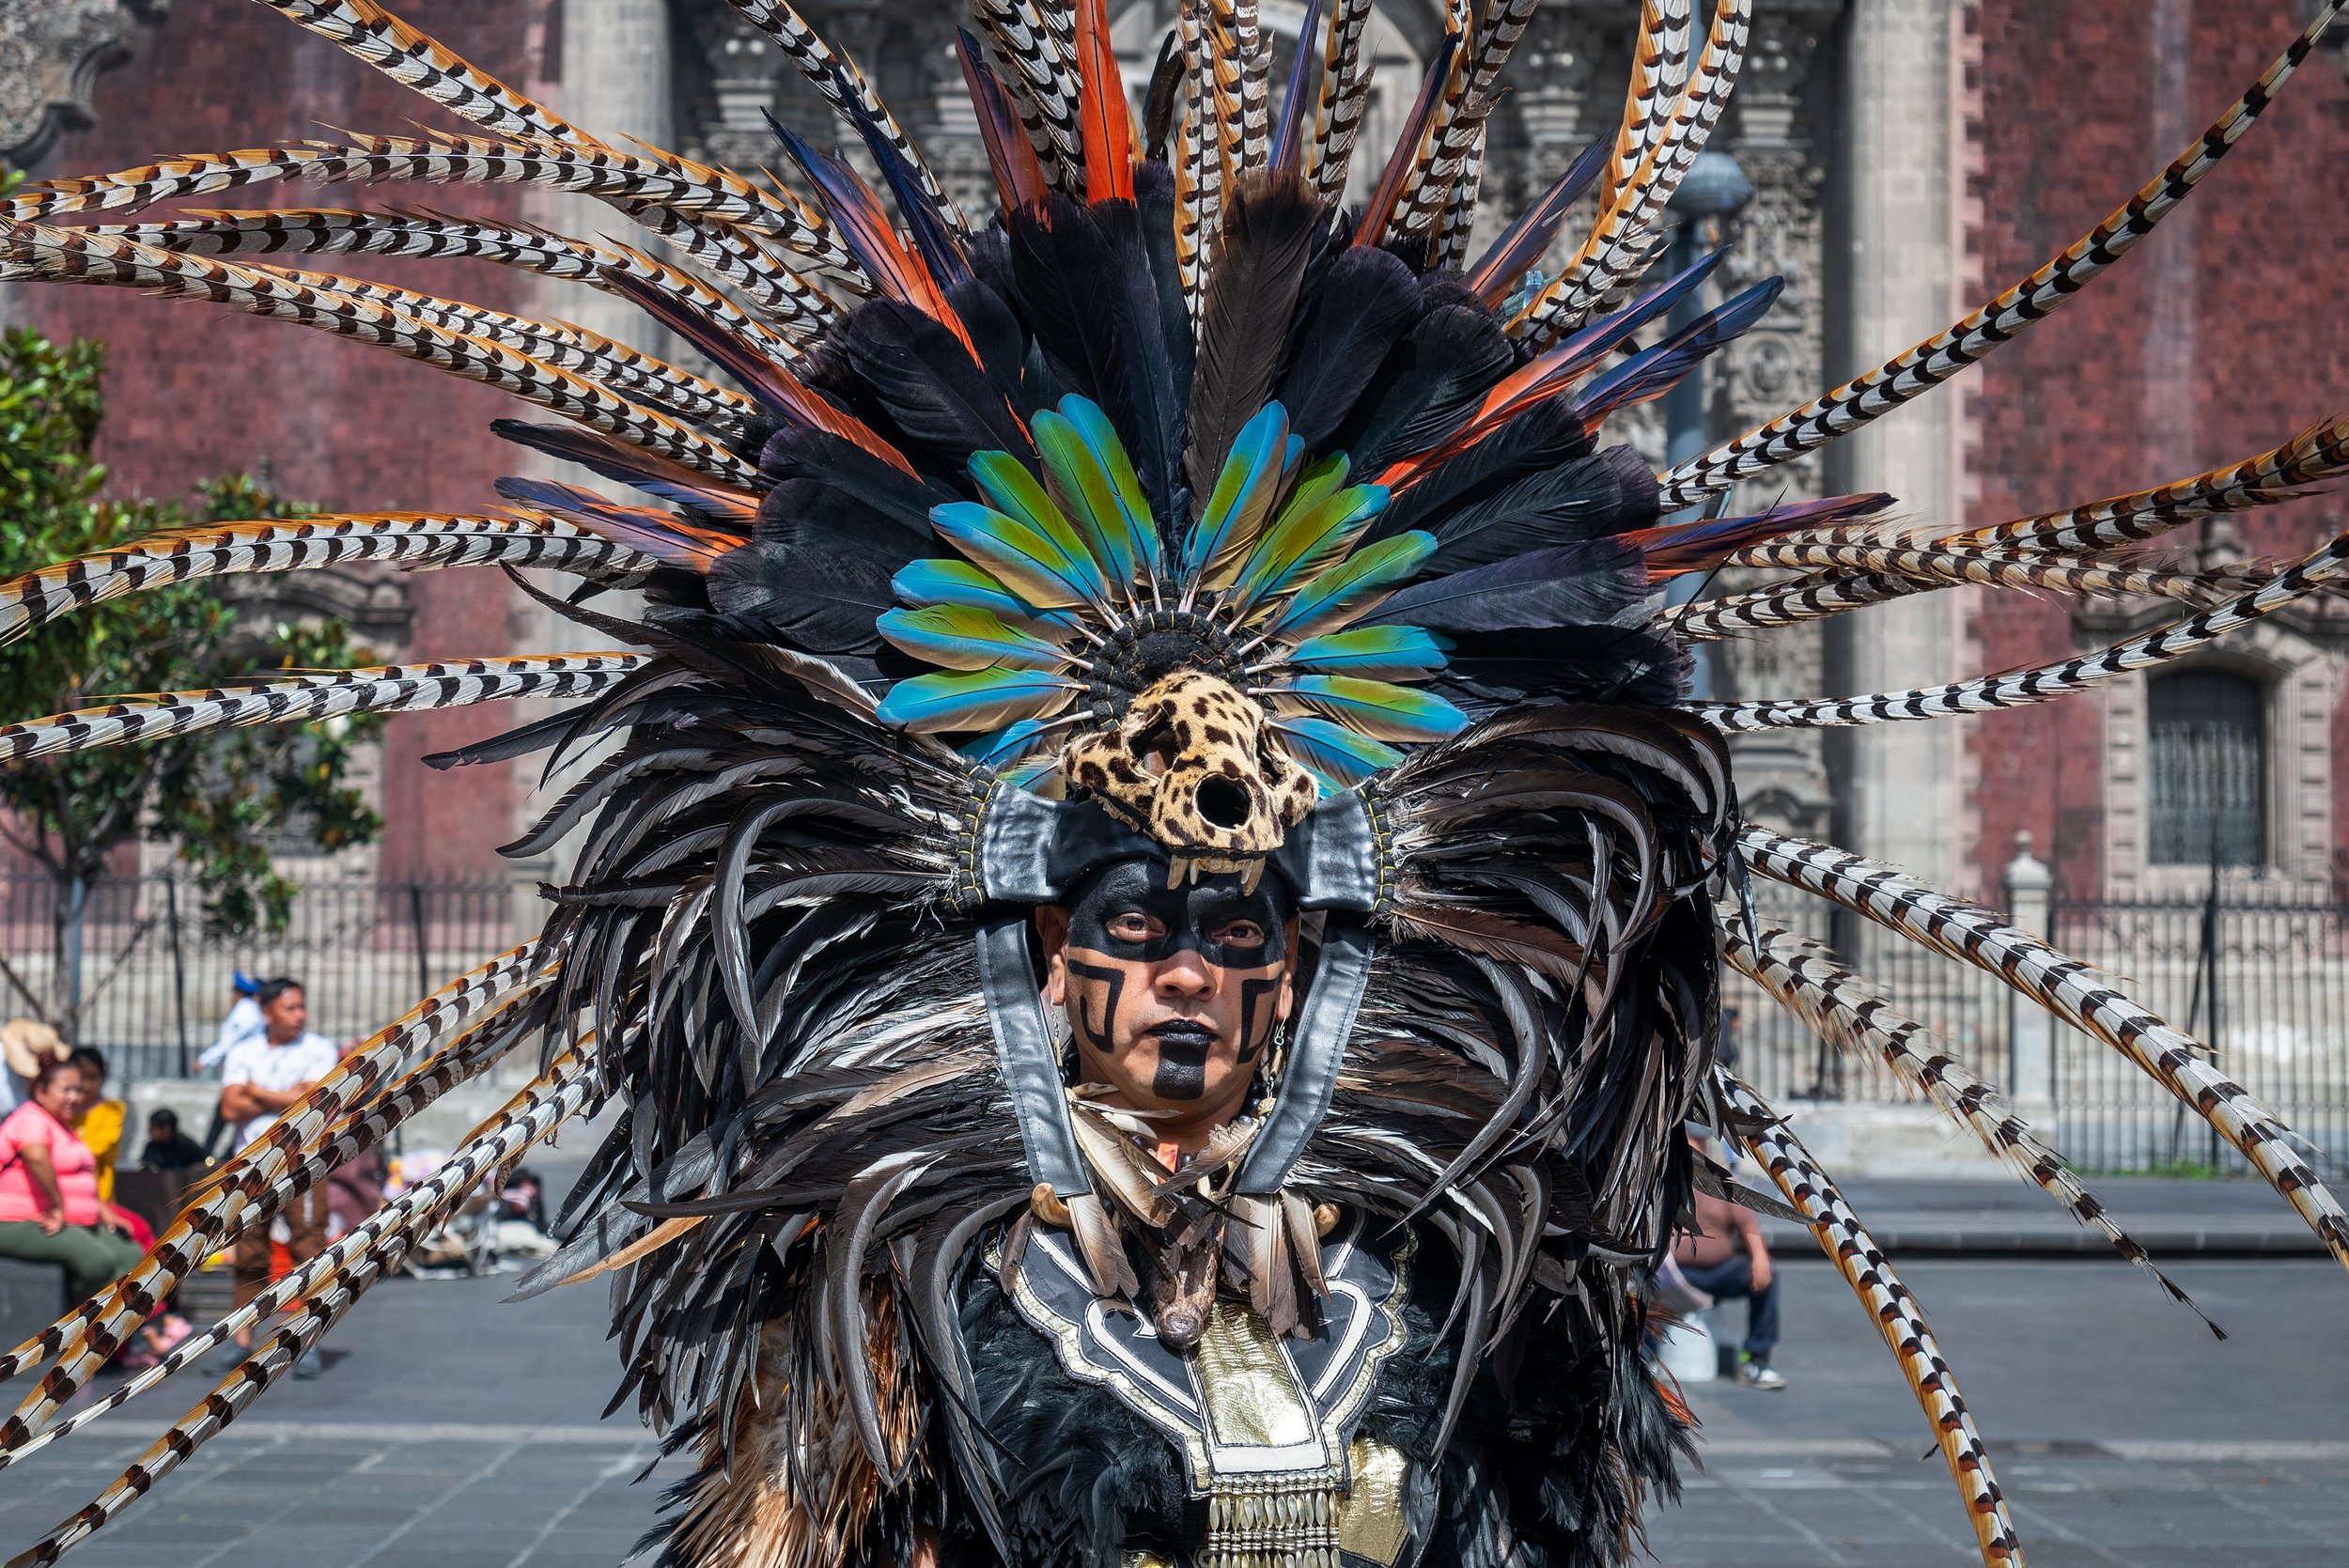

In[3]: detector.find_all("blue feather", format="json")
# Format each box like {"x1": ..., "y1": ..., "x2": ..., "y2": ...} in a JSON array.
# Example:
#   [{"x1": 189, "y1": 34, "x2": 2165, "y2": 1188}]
[
  {"x1": 958, "y1": 717, "x2": 1060, "y2": 768},
  {"x1": 1033, "y1": 406, "x2": 1141, "y2": 595},
  {"x1": 877, "y1": 606, "x2": 1074, "y2": 671},
  {"x1": 1061, "y1": 396, "x2": 1160, "y2": 579},
  {"x1": 1272, "y1": 715, "x2": 1405, "y2": 789},
  {"x1": 891, "y1": 557, "x2": 1078, "y2": 629},
  {"x1": 1278, "y1": 675, "x2": 1468, "y2": 744},
  {"x1": 1222, "y1": 470, "x2": 1388, "y2": 618},
  {"x1": 875, "y1": 666, "x2": 1078, "y2": 734},
  {"x1": 1281, "y1": 625, "x2": 1451, "y2": 677},
  {"x1": 1185, "y1": 403, "x2": 1290, "y2": 591}
]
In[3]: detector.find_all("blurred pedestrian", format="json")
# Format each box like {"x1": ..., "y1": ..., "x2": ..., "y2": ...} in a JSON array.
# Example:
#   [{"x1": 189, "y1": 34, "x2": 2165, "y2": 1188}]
[
  {"x1": 197, "y1": 973, "x2": 269, "y2": 1157},
  {"x1": 1672, "y1": 1128, "x2": 1786, "y2": 1389},
  {"x1": 138, "y1": 1108, "x2": 208, "y2": 1172},
  {"x1": 0, "y1": 1018, "x2": 69, "y2": 1116},
  {"x1": 212, "y1": 977, "x2": 336, "y2": 1380},
  {"x1": 67, "y1": 1048, "x2": 125, "y2": 1205},
  {"x1": 67, "y1": 1047, "x2": 153, "y2": 1250},
  {"x1": 326, "y1": 1040, "x2": 387, "y2": 1240},
  {"x1": 0, "y1": 1053, "x2": 189, "y2": 1362}
]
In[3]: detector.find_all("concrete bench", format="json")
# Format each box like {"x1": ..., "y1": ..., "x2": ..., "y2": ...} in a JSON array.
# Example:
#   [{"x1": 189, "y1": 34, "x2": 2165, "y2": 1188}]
[{"x1": 0, "y1": 1253, "x2": 68, "y2": 1353}]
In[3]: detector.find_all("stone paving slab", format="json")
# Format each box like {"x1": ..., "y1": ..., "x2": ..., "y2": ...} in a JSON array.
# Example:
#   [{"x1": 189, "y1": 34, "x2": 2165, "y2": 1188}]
[
  {"x1": 1, "y1": 1172, "x2": 2340, "y2": 1565},
  {"x1": 1752, "y1": 1175, "x2": 2330, "y2": 1255}
]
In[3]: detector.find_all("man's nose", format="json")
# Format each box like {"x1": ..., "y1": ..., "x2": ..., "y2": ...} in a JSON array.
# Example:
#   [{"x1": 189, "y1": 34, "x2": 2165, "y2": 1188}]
[{"x1": 1153, "y1": 946, "x2": 1213, "y2": 1001}]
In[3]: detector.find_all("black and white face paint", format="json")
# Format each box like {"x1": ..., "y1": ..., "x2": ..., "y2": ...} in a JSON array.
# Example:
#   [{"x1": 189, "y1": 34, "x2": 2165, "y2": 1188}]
[{"x1": 1045, "y1": 859, "x2": 1294, "y2": 1113}]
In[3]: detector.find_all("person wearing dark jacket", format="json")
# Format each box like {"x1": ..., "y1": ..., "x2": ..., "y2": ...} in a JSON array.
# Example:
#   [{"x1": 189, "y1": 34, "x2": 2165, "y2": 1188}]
[{"x1": 137, "y1": 1109, "x2": 208, "y2": 1172}]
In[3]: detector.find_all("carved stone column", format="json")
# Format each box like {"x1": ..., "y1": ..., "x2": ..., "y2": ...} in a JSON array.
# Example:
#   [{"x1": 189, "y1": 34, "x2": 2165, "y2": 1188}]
[{"x1": 1706, "y1": 0, "x2": 1846, "y2": 842}]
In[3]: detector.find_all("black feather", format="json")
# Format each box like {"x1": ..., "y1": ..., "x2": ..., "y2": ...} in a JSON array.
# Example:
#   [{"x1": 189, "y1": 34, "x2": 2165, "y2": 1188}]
[
  {"x1": 708, "y1": 484, "x2": 916, "y2": 652},
  {"x1": 1273, "y1": 243, "x2": 1423, "y2": 449},
  {"x1": 1411, "y1": 446, "x2": 1660, "y2": 573},
  {"x1": 1431, "y1": 626, "x2": 1691, "y2": 708},
  {"x1": 1143, "y1": 32, "x2": 1184, "y2": 162},
  {"x1": 1364, "y1": 539, "x2": 1653, "y2": 632},
  {"x1": 1185, "y1": 169, "x2": 1323, "y2": 503},
  {"x1": 1005, "y1": 194, "x2": 1184, "y2": 519},
  {"x1": 835, "y1": 298, "x2": 1032, "y2": 468},
  {"x1": 1335, "y1": 304, "x2": 1517, "y2": 473},
  {"x1": 1361, "y1": 402, "x2": 1598, "y2": 546},
  {"x1": 757, "y1": 426, "x2": 958, "y2": 540},
  {"x1": 1131, "y1": 161, "x2": 1196, "y2": 409}
]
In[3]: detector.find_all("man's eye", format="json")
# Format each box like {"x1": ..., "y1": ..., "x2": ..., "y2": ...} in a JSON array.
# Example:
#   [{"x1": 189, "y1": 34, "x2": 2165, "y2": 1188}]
[
  {"x1": 1108, "y1": 913, "x2": 1159, "y2": 939},
  {"x1": 1218, "y1": 922, "x2": 1265, "y2": 946}
]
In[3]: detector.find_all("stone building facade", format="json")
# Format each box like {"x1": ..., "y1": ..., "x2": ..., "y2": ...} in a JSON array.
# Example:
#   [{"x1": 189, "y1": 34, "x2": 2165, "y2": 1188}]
[{"x1": 8, "y1": 0, "x2": 2349, "y2": 910}]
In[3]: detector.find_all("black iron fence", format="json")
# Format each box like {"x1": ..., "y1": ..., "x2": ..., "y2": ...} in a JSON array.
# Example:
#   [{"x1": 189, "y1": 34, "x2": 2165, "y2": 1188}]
[
  {"x1": 17, "y1": 867, "x2": 2349, "y2": 1177},
  {"x1": 0, "y1": 873, "x2": 518, "y2": 1083},
  {"x1": 1726, "y1": 878, "x2": 2349, "y2": 1176}
]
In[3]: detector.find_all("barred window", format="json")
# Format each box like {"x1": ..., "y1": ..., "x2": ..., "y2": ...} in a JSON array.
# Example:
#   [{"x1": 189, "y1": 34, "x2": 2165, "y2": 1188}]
[{"x1": 2147, "y1": 669, "x2": 2266, "y2": 867}]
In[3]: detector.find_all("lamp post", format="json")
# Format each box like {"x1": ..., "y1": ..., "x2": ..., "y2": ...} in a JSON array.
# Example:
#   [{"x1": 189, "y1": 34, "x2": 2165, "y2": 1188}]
[{"x1": 1658, "y1": 149, "x2": 1752, "y2": 699}]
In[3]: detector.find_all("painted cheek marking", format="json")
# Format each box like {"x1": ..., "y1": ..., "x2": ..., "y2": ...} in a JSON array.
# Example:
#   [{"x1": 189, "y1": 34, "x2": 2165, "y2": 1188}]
[
  {"x1": 1065, "y1": 957, "x2": 1127, "y2": 1054},
  {"x1": 1236, "y1": 975, "x2": 1282, "y2": 1063}
]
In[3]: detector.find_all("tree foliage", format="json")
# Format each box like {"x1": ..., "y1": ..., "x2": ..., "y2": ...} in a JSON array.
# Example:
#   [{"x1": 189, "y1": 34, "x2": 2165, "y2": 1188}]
[{"x1": 0, "y1": 328, "x2": 383, "y2": 1034}]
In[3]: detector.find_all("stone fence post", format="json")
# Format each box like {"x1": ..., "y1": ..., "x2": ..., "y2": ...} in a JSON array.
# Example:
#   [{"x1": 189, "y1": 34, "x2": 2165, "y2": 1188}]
[{"x1": 2001, "y1": 830, "x2": 2054, "y2": 1114}]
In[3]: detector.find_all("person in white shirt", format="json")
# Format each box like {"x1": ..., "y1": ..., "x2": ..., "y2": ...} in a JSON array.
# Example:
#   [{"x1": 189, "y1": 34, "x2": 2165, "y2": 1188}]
[
  {"x1": 196, "y1": 980, "x2": 267, "y2": 1074},
  {"x1": 213, "y1": 978, "x2": 340, "y2": 1379}
]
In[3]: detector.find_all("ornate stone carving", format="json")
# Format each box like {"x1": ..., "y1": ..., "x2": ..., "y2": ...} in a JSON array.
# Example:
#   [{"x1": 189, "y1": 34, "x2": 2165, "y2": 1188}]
[{"x1": 0, "y1": 0, "x2": 166, "y2": 171}]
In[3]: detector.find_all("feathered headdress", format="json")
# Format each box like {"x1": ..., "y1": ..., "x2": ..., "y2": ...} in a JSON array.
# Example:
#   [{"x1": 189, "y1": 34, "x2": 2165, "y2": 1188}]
[{"x1": 3, "y1": 2, "x2": 2348, "y2": 1565}]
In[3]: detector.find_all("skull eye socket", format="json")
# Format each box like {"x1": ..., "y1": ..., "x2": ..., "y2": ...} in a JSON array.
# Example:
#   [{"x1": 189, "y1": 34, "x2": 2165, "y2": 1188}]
[
  {"x1": 1194, "y1": 776, "x2": 1252, "y2": 829},
  {"x1": 1131, "y1": 722, "x2": 1179, "y2": 777}
]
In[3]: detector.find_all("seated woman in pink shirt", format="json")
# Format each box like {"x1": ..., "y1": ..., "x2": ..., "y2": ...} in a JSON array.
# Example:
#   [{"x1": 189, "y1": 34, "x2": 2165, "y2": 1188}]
[{"x1": 0, "y1": 1055, "x2": 189, "y2": 1362}]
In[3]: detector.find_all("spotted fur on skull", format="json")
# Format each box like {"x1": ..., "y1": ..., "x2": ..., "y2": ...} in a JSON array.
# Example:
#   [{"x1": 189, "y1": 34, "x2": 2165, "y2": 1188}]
[{"x1": 1062, "y1": 671, "x2": 1315, "y2": 856}]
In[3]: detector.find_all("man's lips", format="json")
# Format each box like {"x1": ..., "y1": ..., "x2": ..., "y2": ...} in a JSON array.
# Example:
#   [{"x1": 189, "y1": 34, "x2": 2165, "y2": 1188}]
[{"x1": 1147, "y1": 1020, "x2": 1217, "y2": 1048}]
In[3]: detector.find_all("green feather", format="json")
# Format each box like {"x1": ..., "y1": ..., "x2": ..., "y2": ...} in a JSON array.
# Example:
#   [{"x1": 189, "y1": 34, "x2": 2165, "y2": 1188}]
[
  {"x1": 1259, "y1": 531, "x2": 1438, "y2": 643},
  {"x1": 931, "y1": 501, "x2": 1107, "y2": 611},
  {"x1": 1184, "y1": 404, "x2": 1289, "y2": 592},
  {"x1": 1281, "y1": 625, "x2": 1450, "y2": 677},
  {"x1": 892, "y1": 558, "x2": 1077, "y2": 630},
  {"x1": 878, "y1": 606, "x2": 1074, "y2": 671},
  {"x1": 1062, "y1": 396, "x2": 1159, "y2": 579},
  {"x1": 876, "y1": 666, "x2": 1079, "y2": 734},
  {"x1": 1221, "y1": 469, "x2": 1387, "y2": 618},
  {"x1": 1035, "y1": 401, "x2": 1156, "y2": 598},
  {"x1": 1278, "y1": 675, "x2": 1467, "y2": 743},
  {"x1": 1273, "y1": 715, "x2": 1405, "y2": 789},
  {"x1": 966, "y1": 453, "x2": 1109, "y2": 605}
]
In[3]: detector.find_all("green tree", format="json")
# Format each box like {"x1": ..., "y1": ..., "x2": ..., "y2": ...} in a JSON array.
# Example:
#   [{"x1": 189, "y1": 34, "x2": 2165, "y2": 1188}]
[{"x1": 0, "y1": 328, "x2": 383, "y2": 1041}]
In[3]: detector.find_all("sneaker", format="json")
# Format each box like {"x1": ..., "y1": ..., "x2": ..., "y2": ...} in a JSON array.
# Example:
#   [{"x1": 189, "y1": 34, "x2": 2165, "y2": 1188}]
[
  {"x1": 197, "y1": 1342, "x2": 251, "y2": 1381},
  {"x1": 1735, "y1": 1355, "x2": 1786, "y2": 1390},
  {"x1": 290, "y1": 1346, "x2": 325, "y2": 1381}
]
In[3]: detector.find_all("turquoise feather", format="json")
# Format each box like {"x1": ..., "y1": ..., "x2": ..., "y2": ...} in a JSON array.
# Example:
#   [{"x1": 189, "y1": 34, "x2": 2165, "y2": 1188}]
[
  {"x1": 878, "y1": 606, "x2": 1074, "y2": 671},
  {"x1": 963, "y1": 452, "x2": 1110, "y2": 607},
  {"x1": 1185, "y1": 404, "x2": 1290, "y2": 591},
  {"x1": 1062, "y1": 396, "x2": 1160, "y2": 579},
  {"x1": 957, "y1": 717, "x2": 1059, "y2": 768},
  {"x1": 1032, "y1": 412, "x2": 1133, "y2": 594},
  {"x1": 1281, "y1": 625, "x2": 1450, "y2": 677},
  {"x1": 875, "y1": 666, "x2": 1078, "y2": 734},
  {"x1": 1279, "y1": 675, "x2": 1467, "y2": 743},
  {"x1": 932, "y1": 500, "x2": 1108, "y2": 611},
  {"x1": 892, "y1": 558, "x2": 1077, "y2": 630},
  {"x1": 1272, "y1": 715, "x2": 1405, "y2": 789},
  {"x1": 1259, "y1": 531, "x2": 1438, "y2": 643},
  {"x1": 1221, "y1": 470, "x2": 1389, "y2": 618}
]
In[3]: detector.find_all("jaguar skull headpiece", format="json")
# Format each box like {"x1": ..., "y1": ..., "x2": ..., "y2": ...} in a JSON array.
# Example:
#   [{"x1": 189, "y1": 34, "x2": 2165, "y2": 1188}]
[{"x1": 1061, "y1": 670, "x2": 1316, "y2": 868}]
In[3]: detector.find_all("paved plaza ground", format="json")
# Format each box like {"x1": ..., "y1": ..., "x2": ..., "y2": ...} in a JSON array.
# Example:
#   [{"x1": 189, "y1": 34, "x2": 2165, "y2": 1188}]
[{"x1": 1, "y1": 1184, "x2": 2341, "y2": 1567}]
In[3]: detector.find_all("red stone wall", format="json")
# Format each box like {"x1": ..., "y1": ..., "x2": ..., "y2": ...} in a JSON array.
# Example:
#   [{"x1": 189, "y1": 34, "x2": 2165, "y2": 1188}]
[
  {"x1": 14, "y1": 0, "x2": 561, "y2": 879},
  {"x1": 1963, "y1": 2, "x2": 2349, "y2": 897}
]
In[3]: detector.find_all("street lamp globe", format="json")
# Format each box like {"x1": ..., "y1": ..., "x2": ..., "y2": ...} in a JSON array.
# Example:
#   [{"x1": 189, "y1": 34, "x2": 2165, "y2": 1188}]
[{"x1": 1668, "y1": 148, "x2": 1755, "y2": 219}]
